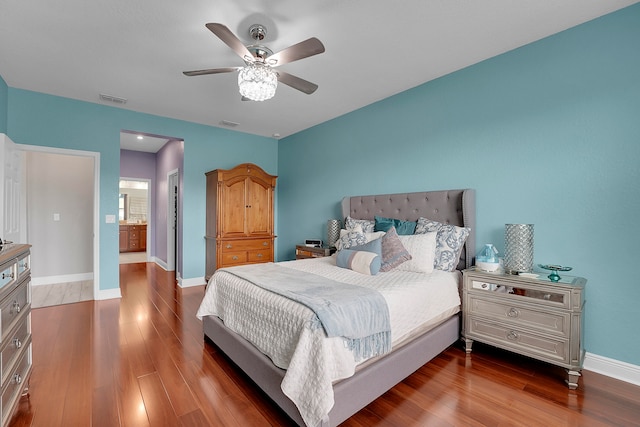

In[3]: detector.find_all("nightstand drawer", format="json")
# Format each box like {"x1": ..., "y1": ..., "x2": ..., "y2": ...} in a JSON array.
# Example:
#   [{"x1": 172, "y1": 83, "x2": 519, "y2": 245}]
[
  {"x1": 467, "y1": 318, "x2": 568, "y2": 364},
  {"x1": 470, "y1": 279, "x2": 572, "y2": 309},
  {"x1": 468, "y1": 296, "x2": 570, "y2": 337}
]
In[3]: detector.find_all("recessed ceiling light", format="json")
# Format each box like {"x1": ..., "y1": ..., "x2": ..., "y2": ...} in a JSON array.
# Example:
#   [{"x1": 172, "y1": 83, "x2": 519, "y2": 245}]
[{"x1": 137, "y1": 135, "x2": 144, "y2": 140}]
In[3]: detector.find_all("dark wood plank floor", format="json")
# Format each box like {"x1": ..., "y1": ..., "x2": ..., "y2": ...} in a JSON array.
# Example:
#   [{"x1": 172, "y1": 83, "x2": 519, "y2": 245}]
[{"x1": 9, "y1": 262, "x2": 640, "y2": 426}]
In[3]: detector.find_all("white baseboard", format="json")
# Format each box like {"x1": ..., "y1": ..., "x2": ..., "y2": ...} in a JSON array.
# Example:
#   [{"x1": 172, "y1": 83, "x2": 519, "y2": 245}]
[
  {"x1": 32, "y1": 273, "x2": 93, "y2": 286},
  {"x1": 179, "y1": 276, "x2": 206, "y2": 288},
  {"x1": 584, "y1": 352, "x2": 640, "y2": 386},
  {"x1": 95, "y1": 287, "x2": 122, "y2": 301}
]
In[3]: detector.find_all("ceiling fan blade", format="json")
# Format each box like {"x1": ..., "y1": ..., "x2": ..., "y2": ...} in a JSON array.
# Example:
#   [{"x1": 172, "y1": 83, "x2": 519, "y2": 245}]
[
  {"x1": 206, "y1": 23, "x2": 254, "y2": 62},
  {"x1": 183, "y1": 67, "x2": 240, "y2": 77},
  {"x1": 267, "y1": 38, "x2": 325, "y2": 67},
  {"x1": 276, "y1": 71, "x2": 318, "y2": 95}
]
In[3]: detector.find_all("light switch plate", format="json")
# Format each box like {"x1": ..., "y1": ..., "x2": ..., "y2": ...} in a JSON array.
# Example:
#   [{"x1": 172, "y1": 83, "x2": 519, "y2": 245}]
[{"x1": 105, "y1": 214, "x2": 116, "y2": 223}]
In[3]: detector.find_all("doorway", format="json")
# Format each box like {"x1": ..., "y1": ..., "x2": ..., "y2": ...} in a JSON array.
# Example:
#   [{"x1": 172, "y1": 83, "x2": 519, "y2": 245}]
[{"x1": 118, "y1": 179, "x2": 150, "y2": 264}]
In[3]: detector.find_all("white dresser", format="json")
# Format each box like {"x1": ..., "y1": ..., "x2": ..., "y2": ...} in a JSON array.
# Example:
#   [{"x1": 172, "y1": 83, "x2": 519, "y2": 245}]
[
  {"x1": 0, "y1": 244, "x2": 31, "y2": 426},
  {"x1": 462, "y1": 268, "x2": 586, "y2": 389}
]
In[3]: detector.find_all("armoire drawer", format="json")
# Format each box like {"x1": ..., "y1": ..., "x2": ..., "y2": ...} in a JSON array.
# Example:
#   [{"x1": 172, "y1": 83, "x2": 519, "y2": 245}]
[
  {"x1": 0, "y1": 282, "x2": 29, "y2": 342},
  {"x1": 221, "y1": 251, "x2": 248, "y2": 266},
  {"x1": 247, "y1": 250, "x2": 272, "y2": 263},
  {"x1": 221, "y1": 239, "x2": 271, "y2": 251},
  {"x1": 467, "y1": 317, "x2": 568, "y2": 364},
  {"x1": 467, "y1": 296, "x2": 570, "y2": 337}
]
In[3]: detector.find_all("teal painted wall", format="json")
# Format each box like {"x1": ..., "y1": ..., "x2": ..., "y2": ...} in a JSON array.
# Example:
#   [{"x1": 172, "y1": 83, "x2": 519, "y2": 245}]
[
  {"x1": 6, "y1": 89, "x2": 277, "y2": 290},
  {"x1": 0, "y1": 75, "x2": 7, "y2": 133},
  {"x1": 277, "y1": 5, "x2": 640, "y2": 366}
]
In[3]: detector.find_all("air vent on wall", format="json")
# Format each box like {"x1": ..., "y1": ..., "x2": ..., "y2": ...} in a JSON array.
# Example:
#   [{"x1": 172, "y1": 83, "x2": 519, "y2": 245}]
[
  {"x1": 220, "y1": 120, "x2": 240, "y2": 128},
  {"x1": 99, "y1": 93, "x2": 128, "y2": 104}
]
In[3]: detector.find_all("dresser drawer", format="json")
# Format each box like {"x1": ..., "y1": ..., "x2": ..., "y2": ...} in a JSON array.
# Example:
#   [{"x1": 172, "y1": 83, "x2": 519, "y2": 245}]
[
  {"x1": 1, "y1": 345, "x2": 31, "y2": 427},
  {"x1": 1, "y1": 319, "x2": 30, "y2": 384},
  {"x1": 0, "y1": 262, "x2": 16, "y2": 293},
  {"x1": 221, "y1": 251, "x2": 248, "y2": 266},
  {"x1": 222, "y1": 239, "x2": 271, "y2": 251},
  {"x1": 247, "y1": 250, "x2": 271, "y2": 263},
  {"x1": 467, "y1": 317, "x2": 568, "y2": 364},
  {"x1": 0, "y1": 282, "x2": 29, "y2": 342},
  {"x1": 15, "y1": 253, "x2": 30, "y2": 284},
  {"x1": 467, "y1": 296, "x2": 570, "y2": 337}
]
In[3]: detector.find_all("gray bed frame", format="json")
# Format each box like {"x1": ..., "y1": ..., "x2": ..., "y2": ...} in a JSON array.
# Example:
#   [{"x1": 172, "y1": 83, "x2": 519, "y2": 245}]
[{"x1": 202, "y1": 189, "x2": 476, "y2": 426}]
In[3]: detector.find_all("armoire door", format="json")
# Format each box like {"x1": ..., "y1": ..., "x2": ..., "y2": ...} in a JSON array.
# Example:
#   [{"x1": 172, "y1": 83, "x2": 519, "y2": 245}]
[
  {"x1": 219, "y1": 175, "x2": 247, "y2": 237},
  {"x1": 246, "y1": 176, "x2": 273, "y2": 236}
]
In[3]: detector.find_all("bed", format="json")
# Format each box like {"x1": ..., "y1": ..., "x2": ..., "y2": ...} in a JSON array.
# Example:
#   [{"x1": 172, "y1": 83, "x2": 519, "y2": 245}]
[{"x1": 198, "y1": 189, "x2": 476, "y2": 427}]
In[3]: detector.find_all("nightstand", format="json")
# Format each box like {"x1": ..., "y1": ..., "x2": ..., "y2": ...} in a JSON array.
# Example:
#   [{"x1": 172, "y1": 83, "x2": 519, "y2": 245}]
[
  {"x1": 462, "y1": 268, "x2": 586, "y2": 389},
  {"x1": 295, "y1": 245, "x2": 336, "y2": 259}
]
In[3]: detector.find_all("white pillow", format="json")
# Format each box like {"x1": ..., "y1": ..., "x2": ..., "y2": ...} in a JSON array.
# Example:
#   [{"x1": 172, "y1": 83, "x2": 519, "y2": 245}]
[{"x1": 393, "y1": 232, "x2": 437, "y2": 273}]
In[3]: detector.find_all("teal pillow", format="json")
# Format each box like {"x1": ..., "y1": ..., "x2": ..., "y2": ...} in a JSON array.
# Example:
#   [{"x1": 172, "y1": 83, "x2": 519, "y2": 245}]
[{"x1": 374, "y1": 216, "x2": 417, "y2": 235}]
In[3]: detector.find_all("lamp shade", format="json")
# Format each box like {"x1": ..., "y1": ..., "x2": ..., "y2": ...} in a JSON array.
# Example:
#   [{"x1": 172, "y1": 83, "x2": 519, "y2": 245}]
[
  {"x1": 327, "y1": 219, "x2": 341, "y2": 248},
  {"x1": 238, "y1": 63, "x2": 277, "y2": 101},
  {"x1": 504, "y1": 224, "x2": 534, "y2": 273}
]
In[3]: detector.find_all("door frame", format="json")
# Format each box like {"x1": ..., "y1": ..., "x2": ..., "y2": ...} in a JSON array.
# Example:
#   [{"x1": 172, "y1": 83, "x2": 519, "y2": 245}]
[
  {"x1": 19, "y1": 143, "x2": 100, "y2": 297},
  {"x1": 167, "y1": 169, "x2": 179, "y2": 272}
]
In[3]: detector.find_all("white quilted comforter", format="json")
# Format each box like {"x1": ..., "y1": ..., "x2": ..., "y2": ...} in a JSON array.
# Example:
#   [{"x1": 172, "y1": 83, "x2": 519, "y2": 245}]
[{"x1": 196, "y1": 257, "x2": 461, "y2": 426}]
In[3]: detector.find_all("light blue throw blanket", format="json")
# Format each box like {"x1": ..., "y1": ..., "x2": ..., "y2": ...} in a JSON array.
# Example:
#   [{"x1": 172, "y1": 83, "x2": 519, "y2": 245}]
[{"x1": 219, "y1": 263, "x2": 391, "y2": 361}]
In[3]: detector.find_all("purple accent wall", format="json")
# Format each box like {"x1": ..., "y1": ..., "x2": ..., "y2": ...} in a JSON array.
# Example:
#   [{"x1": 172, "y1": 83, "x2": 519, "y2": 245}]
[{"x1": 120, "y1": 149, "x2": 157, "y2": 256}]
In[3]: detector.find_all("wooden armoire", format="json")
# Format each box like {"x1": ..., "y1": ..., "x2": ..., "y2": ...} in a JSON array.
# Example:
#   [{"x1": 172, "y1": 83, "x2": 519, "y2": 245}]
[{"x1": 205, "y1": 163, "x2": 277, "y2": 280}]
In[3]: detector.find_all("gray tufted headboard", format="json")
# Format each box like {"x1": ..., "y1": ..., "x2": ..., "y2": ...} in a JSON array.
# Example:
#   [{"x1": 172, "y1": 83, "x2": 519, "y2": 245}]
[{"x1": 341, "y1": 189, "x2": 476, "y2": 271}]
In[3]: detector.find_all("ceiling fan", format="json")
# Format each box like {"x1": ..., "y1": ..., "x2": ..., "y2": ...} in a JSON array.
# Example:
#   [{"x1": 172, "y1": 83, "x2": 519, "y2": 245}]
[{"x1": 183, "y1": 23, "x2": 325, "y2": 101}]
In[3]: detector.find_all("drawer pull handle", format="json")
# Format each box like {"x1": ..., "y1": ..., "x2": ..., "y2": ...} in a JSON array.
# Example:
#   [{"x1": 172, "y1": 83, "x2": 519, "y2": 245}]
[
  {"x1": 13, "y1": 300, "x2": 21, "y2": 313},
  {"x1": 262, "y1": 242, "x2": 268, "y2": 246},
  {"x1": 226, "y1": 244, "x2": 233, "y2": 249},
  {"x1": 507, "y1": 308, "x2": 520, "y2": 318},
  {"x1": 20, "y1": 262, "x2": 29, "y2": 270},
  {"x1": 2, "y1": 272, "x2": 14, "y2": 280},
  {"x1": 232, "y1": 256, "x2": 239, "y2": 260},
  {"x1": 13, "y1": 338, "x2": 22, "y2": 349},
  {"x1": 257, "y1": 253, "x2": 263, "y2": 258},
  {"x1": 13, "y1": 373, "x2": 22, "y2": 385},
  {"x1": 507, "y1": 331, "x2": 519, "y2": 341}
]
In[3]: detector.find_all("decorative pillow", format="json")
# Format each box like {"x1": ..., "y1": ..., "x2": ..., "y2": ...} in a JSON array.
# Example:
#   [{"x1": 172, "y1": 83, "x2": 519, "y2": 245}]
[
  {"x1": 335, "y1": 224, "x2": 367, "y2": 250},
  {"x1": 335, "y1": 225, "x2": 385, "y2": 251},
  {"x1": 336, "y1": 250, "x2": 381, "y2": 275},
  {"x1": 415, "y1": 217, "x2": 471, "y2": 272},
  {"x1": 345, "y1": 216, "x2": 375, "y2": 233},
  {"x1": 374, "y1": 216, "x2": 417, "y2": 235},
  {"x1": 393, "y1": 232, "x2": 437, "y2": 273},
  {"x1": 337, "y1": 238, "x2": 382, "y2": 275},
  {"x1": 379, "y1": 227, "x2": 412, "y2": 272}
]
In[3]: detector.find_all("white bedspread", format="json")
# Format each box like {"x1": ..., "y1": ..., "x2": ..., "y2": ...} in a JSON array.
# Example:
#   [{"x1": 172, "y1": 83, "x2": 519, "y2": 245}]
[{"x1": 196, "y1": 256, "x2": 461, "y2": 427}]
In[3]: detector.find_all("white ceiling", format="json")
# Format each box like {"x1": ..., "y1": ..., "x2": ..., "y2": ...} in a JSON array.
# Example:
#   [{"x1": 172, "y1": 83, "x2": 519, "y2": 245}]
[{"x1": 1, "y1": 1, "x2": 637, "y2": 150}]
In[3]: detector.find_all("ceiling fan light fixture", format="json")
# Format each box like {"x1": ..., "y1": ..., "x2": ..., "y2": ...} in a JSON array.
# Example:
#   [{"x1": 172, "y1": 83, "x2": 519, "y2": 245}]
[{"x1": 238, "y1": 63, "x2": 278, "y2": 101}]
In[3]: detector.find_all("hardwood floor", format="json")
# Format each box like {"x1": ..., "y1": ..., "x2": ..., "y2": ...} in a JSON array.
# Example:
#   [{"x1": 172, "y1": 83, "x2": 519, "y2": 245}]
[{"x1": 9, "y1": 262, "x2": 640, "y2": 426}]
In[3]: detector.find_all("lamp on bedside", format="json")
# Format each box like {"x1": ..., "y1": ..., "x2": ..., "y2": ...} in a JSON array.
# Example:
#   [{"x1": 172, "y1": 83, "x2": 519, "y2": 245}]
[
  {"x1": 327, "y1": 219, "x2": 341, "y2": 248},
  {"x1": 504, "y1": 224, "x2": 534, "y2": 274}
]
